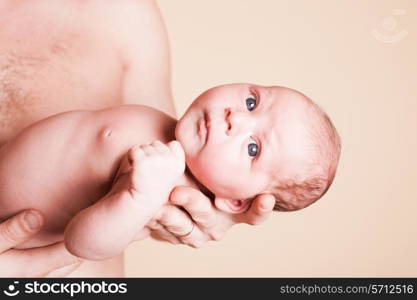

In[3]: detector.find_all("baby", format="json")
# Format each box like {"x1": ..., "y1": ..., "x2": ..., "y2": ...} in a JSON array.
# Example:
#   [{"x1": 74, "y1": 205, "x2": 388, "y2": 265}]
[{"x1": 0, "y1": 83, "x2": 341, "y2": 260}]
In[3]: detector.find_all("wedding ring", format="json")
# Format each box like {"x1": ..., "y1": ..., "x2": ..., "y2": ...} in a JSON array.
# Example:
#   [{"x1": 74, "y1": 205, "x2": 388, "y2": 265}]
[{"x1": 175, "y1": 222, "x2": 195, "y2": 238}]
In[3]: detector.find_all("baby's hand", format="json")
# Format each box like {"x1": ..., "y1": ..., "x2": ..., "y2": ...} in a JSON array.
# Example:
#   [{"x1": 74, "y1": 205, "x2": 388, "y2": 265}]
[
  {"x1": 65, "y1": 141, "x2": 185, "y2": 260},
  {"x1": 125, "y1": 140, "x2": 185, "y2": 206}
]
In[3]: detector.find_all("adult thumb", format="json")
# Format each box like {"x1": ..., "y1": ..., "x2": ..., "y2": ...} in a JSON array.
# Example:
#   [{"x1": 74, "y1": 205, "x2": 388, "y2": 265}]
[{"x1": 0, "y1": 209, "x2": 44, "y2": 253}]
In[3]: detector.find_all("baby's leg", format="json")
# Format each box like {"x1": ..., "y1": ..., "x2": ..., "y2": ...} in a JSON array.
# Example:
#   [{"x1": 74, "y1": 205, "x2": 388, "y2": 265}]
[{"x1": 64, "y1": 141, "x2": 185, "y2": 260}]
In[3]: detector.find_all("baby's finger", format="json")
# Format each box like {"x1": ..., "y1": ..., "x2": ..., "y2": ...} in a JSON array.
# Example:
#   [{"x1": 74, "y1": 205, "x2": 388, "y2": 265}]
[
  {"x1": 0, "y1": 210, "x2": 43, "y2": 253},
  {"x1": 150, "y1": 140, "x2": 169, "y2": 153},
  {"x1": 169, "y1": 186, "x2": 217, "y2": 230},
  {"x1": 240, "y1": 193, "x2": 275, "y2": 225},
  {"x1": 167, "y1": 141, "x2": 185, "y2": 161},
  {"x1": 140, "y1": 144, "x2": 157, "y2": 156},
  {"x1": 128, "y1": 146, "x2": 145, "y2": 168}
]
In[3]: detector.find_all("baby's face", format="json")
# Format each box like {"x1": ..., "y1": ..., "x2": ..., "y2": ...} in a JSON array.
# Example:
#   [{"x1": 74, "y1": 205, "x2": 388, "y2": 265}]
[{"x1": 176, "y1": 83, "x2": 313, "y2": 211}]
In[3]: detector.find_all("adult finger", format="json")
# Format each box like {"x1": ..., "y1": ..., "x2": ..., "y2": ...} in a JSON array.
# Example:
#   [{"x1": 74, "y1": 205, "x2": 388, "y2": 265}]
[
  {"x1": 178, "y1": 225, "x2": 209, "y2": 248},
  {"x1": 155, "y1": 205, "x2": 194, "y2": 236},
  {"x1": 146, "y1": 219, "x2": 180, "y2": 244},
  {"x1": 169, "y1": 186, "x2": 217, "y2": 230},
  {"x1": 155, "y1": 205, "x2": 208, "y2": 248},
  {"x1": 0, "y1": 210, "x2": 43, "y2": 253},
  {"x1": 19, "y1": 242, "x2": 81, "y2": 277},
  {"x1": 239, "y1": 194, "x2": 275, "y2": 225},
  {"x1": 45, "y1": 261, "x2": 83, "y2": 278},
  {"x1": 149, "y1": 228, "x2": 180, "y2": 245}
]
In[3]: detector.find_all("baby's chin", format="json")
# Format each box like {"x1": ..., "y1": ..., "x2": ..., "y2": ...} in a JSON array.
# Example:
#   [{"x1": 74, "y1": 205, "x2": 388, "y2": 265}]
[
  {"x1": 175, "y1": 110, "x2": 206, "y2": 160},
  {"x1": 174, "y1": 116, "x2": 188, "y2": 149},
  {"x1": 183, "y1": 164, "x2": 216, "y2": 202},
  {"x1": 174, "y1": 118, "x2": 181, "y2": 141}
]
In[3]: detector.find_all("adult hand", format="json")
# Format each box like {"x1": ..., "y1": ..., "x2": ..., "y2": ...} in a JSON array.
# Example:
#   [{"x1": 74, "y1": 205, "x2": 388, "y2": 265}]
[
  {"x1": 149, "y1": 186, "x2": 275, "y2": 248},
  {"x1": 0, "y1": 210, "x2": 82, "y2": 277}
]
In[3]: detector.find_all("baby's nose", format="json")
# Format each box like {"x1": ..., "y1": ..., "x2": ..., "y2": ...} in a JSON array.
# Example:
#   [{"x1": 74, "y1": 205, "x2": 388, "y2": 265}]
[{"x1": 225, "y1": 108, "x2": 254, "y2": 136}]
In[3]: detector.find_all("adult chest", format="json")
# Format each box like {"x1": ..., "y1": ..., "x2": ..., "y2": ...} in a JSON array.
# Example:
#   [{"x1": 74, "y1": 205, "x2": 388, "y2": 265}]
[{"x1": 0, "y1": 9, "x2": 124, "y2": 145}]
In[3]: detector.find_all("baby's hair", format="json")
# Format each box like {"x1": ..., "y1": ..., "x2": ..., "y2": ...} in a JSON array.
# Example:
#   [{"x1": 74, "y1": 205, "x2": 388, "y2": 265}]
[{"x1": 271, "y1": 93, "x2": 341, "y2": 212}]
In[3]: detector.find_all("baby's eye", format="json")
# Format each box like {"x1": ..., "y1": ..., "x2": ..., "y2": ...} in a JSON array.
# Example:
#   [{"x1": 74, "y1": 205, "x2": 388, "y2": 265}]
[
  {"x1": 245, "y1": 94, "x2": 257, "y2": 111},
  {"x1": 248, "y1": 138, "x2": 259, "y2": 157}
]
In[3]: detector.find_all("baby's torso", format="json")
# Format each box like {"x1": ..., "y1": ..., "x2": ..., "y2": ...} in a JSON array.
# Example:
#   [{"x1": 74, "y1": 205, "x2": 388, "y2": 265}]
[{"x1": 0, "y1": 105, "x2": 176, "y2": 249}]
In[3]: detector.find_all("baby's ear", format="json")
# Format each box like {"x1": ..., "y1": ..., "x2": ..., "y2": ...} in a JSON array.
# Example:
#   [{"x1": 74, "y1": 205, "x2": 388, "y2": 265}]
[{"x1": 214, "y1": 197, "x2": 251, "y2": 214}]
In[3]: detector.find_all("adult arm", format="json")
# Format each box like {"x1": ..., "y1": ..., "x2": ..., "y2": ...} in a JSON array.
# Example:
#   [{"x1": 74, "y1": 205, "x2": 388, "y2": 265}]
[
  {"x1": 0, "y1": 210, "x2": 82, "y2": 277},
  {"x1": 112, "y1": 0, "x2": 176, "y2": 117}
]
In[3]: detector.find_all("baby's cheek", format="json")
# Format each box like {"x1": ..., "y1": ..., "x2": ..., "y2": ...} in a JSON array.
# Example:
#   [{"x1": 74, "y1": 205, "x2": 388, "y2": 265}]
[
  {"x1": 193, "y1": 155, "x2": 243, "y2": 196},
  {"x1": 198, "y1": 157, "x2": 225, "y2": 183}
]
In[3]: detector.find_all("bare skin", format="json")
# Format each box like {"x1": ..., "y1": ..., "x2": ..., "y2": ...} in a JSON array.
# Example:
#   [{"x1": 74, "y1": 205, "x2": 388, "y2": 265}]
[
  {"x1": 0, "y1": 0, "x2": 174, "y2": 147},
  {"x1": 0, "y1": 98, "x2": 278, "y2": 262},
  {"x1": 0, "y1": 209, "x2": 82, "y2": 277},
  {"x1": 0, "y1": 105, "x2": 178, "y2": 256},
  {"x1": 0, "y1": 0, "x2": 174, "y2": 277},
  {"x1": 0, "y1": 0, "x2": 275, "y2": 277}
]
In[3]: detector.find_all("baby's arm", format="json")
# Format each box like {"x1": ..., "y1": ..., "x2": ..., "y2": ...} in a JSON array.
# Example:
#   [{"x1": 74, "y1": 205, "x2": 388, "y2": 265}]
[{"x1": 64, "y1": 141, "x2": 185, "y2": 261}]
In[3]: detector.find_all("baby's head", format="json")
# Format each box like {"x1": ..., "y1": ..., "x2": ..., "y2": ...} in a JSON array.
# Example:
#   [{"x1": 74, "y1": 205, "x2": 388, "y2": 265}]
[{"x1": 175, "y1": 83, "x2": 341, "y2": 213}]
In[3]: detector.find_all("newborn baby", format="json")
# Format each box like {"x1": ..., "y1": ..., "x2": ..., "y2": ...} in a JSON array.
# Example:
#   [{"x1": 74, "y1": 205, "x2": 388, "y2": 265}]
[{"x1": 0, "y1": 83, "x2": 341, "y2": 260}]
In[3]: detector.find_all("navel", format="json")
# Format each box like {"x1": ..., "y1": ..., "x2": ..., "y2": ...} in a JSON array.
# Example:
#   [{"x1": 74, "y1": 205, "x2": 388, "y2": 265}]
[{"x1": 100, "y1": 127, "x2": 113, "y2": 140}]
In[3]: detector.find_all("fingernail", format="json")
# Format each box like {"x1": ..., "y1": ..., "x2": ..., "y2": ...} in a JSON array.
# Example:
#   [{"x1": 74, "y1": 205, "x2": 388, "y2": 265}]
[{"x1": 24, "y1": 211, "x2": 41, "y2": 230}]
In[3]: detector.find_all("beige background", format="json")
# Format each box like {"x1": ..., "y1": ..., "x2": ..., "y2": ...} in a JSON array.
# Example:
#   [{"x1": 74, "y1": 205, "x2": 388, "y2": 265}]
[{"x1": 125, "y1": 0, "x2": 417, "y2": 277}]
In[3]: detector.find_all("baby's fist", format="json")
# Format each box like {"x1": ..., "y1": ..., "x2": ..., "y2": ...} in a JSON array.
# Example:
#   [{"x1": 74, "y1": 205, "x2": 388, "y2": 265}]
[{"x1": 128, "y1": 141, "x2": 185, "y2": 201}]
